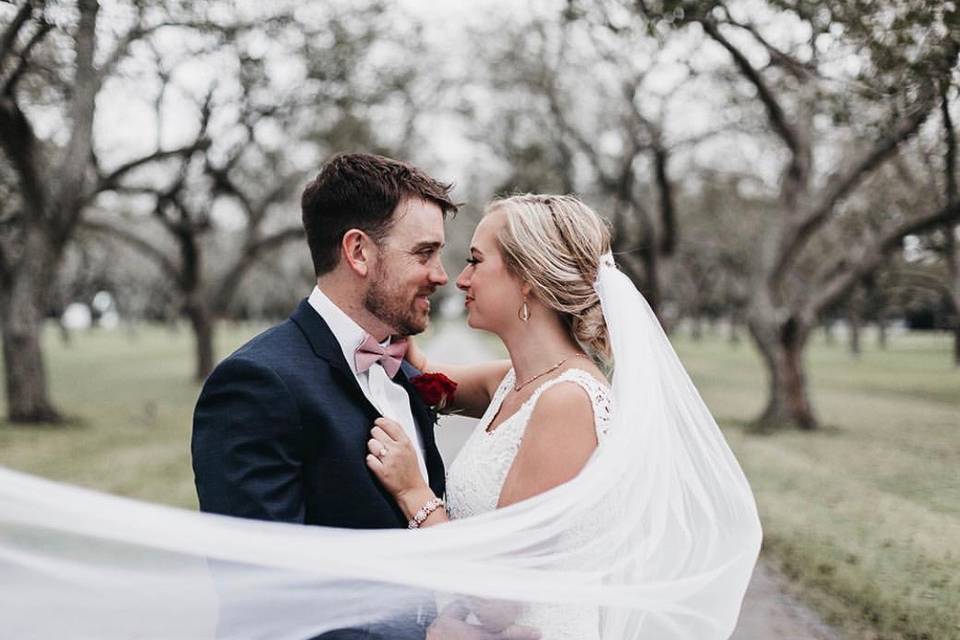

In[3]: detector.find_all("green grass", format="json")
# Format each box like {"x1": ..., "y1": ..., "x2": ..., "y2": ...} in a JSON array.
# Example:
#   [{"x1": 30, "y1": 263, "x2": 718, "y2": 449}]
[
  {"x1": 0, "y1": 323, "x2": 958, "y2": 639},
  {"x1": 675, "y1": 329, "x2": 960, "y2": 640},
  {"x1": 0, "y1": 323, "x2": 269, "y2": 509}
]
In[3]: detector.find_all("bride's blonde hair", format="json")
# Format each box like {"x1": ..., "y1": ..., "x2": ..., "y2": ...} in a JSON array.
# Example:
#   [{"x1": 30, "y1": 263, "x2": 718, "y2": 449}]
[{"x1": 487, "y1": 194, "x2": 612, "y2": 361}]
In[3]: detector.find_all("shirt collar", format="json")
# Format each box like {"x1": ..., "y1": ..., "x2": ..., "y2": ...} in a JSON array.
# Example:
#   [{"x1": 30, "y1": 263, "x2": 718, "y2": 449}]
[{"x1": 307, "y1": 286, "x2": 389, "y2": 375}]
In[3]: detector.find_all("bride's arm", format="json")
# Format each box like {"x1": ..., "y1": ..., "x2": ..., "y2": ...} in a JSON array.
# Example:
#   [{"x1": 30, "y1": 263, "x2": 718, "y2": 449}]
[
  {"x1": 496, "y1": 383, "x2": 598, "y2": 508},
  {"x1": 405, "y1": 338, "x2": 510, "y2": 419}
]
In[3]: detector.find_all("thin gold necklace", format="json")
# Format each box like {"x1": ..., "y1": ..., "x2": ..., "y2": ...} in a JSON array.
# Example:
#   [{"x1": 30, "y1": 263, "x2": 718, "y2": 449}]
[{"x1": 514, "y1": 353, "x2": 589, "y2": 392}]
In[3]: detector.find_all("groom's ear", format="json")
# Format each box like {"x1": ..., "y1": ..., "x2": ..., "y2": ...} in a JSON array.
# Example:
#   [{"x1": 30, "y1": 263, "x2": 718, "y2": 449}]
[{"x1": 341, "y1": 228, "x2": 375, "y2": 278}]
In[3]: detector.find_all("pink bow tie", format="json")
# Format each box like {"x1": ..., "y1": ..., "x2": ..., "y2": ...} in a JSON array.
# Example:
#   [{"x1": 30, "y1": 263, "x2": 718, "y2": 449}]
[{"x1": 354, "y1": 334, "x2": 408, "y2": 378}]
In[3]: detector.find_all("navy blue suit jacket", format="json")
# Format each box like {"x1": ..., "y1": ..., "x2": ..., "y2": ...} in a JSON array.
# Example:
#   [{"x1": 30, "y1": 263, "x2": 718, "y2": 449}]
[{"x1": 192, "y1": 299, "x2": 445, "y2": 637}]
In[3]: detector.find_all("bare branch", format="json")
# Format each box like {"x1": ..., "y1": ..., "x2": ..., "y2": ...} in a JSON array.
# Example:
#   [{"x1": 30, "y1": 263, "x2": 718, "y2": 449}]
[
  {"x1": 211, "y1": 226, "x2": 304, "y2": 313},
  {"x1": 716, "y1": 10, "x2": 816, "y2": 80},
  {"x1": 804, "y1": 199, "x2": 960, "y2": 320},
  {"x1": 80, "y1": 219, "x2": 179, "y2": 281},
  {"x1": 943, "y1": 81, "x2": 959, "y2": 293},
  {"x1": 52, "y1": 0, "x2": 99, "y2": 247},
  {"x1": 812, "y1": 96, "x2": 937, "y2": 222},
  {"x1": 943, "y1": 86, "x2": 957, "y2": 205},
  {"x1": 205, "y1": 160, "x2": 255, "y2": 219},
  {"x1": 1, "y1": 10, "x2": 51, "y2": 95},
  {"x1": 97, "y1": 18, "x2": 211, "y2": 82},
  {"x1": 0, "y1": 0, "x2": 32, "y2": 67},
  {"x1": 94, "y1": 140, "x2": 209, "y2": 197},
  {"x1": 895, "y1": 267, "x2": 951, "y2": 297},
  {"x1": 255, "y1": 173, "x2": 303, "y2": 216},
  {"x1": 98, "y1": 13, "x2": 294, "y2": 83},
  {"x1": 671, "y1": 125, "x2": 730, "y2": 149},
  {"x1": 0, "y1": 96, "x2": 44, "y2": 209},
  {"x1": 773, "y1": 92, "x2": 939, "y2": 286},
  {"x1": 699, "y1": 18, "x2": 802, "y2": 157},
  {"x1": 541, "y1": 69, "x2": 609, "y2": 185}
]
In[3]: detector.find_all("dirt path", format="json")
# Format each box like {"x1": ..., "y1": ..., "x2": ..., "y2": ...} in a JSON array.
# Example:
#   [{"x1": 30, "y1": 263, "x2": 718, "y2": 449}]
[
  {"x1": 424, "y1": 321, "x2": 842, "y2": 640},
  {"x1": 732, "y1": 561, "x2": 841, "y2": 640}
]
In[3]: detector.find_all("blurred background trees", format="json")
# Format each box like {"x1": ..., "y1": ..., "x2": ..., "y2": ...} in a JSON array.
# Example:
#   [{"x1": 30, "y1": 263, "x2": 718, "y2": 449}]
[{"x1": 1, "y1": 0, "x2": 958, "y2": 426}]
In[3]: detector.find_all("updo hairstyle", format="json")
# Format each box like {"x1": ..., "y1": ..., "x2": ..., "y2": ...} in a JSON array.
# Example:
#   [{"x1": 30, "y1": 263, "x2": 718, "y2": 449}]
[{"x1": 488, "y1": 194, "x2": 612, "y2": 361}]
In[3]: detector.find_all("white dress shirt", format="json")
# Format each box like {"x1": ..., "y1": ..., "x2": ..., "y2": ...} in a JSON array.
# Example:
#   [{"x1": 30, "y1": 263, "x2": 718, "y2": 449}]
[{"x1": 307, "y1": 286, "x2": 429, "y2": 484}]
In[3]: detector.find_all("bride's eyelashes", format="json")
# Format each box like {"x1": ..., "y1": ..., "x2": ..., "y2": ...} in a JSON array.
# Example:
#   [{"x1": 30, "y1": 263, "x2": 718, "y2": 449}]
[{"x1": 465, "y1": 257, "x2": 480, "y2": 266}]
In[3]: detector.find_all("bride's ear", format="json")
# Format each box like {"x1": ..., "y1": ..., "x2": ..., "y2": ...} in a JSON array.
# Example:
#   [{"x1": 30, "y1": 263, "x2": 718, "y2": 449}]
[{"x1": 341, "y1": 229, "x2": 374, "y2": 277}]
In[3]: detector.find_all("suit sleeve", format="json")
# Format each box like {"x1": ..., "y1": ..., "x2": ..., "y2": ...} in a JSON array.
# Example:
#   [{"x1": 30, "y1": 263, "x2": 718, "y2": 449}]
[{"x1": 192, "y1": 356, "x2": 306, "y2": 523}]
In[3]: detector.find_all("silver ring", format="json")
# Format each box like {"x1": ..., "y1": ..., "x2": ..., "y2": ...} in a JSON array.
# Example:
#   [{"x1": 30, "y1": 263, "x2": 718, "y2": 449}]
[{"x1": 379, "y1": 447, "x2": 388, "y2": 458}]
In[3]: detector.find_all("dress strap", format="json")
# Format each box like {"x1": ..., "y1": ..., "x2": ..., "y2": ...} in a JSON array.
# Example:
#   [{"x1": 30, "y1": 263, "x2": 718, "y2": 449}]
[{"x1": 524, "y1": 369, "x2": 613, "y2": 440}]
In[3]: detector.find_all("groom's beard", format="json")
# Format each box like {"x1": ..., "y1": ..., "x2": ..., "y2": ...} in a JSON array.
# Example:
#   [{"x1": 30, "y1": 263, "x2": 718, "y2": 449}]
[{"x1": 364, "y1": 263, "x2": 431, "y2": 337}]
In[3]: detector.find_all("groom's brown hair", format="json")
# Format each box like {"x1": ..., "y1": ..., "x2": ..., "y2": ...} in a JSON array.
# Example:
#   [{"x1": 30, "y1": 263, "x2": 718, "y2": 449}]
[{"x1": 301, "y1": 153, "x2": 458, "y2": 276}]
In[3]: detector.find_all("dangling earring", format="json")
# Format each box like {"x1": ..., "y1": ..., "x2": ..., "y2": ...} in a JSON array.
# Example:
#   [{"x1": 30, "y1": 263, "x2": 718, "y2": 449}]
[{"x1": 518, "y1": 295, "x2": 530, "y2": 322}]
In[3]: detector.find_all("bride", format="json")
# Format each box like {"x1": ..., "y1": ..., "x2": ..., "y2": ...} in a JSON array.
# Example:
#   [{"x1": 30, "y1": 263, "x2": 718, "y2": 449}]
[{"x1": 366, "y1": 194, "x2": 754, "y2": 639}]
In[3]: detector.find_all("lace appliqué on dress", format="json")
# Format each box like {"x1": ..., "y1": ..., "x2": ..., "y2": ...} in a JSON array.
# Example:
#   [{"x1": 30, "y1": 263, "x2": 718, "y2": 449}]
[{"x1": 445, "y1": 369, "x2": 611, "y2": 520}]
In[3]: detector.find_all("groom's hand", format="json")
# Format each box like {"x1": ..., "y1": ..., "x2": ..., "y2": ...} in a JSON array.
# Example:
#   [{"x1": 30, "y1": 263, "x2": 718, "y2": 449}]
[{"x1": 426, "y1": 601, "x2": 541, "y2": 640}]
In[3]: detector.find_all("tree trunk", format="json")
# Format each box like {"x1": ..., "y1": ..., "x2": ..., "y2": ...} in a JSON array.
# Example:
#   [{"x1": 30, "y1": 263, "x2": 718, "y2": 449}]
[
  {"x1": 949, "y1": 229, "x2": 960, "y2": 367},
  {"x1": 707, "y1": 315, "x2": 719, "y2": 336},
  {"x1": 848, "y1": 308, "x2": 861, "y2": 358},
  {"x1": 641, "y1": 244, "x2": 662, "y2": 324},
  {"x1": 58, "y1": 318, "x2": 72, "y2": 346},
  {"x1": 690, "y1": 315, "x2": 703, "y2": 341},
  {"x1": 749, "y1": 316, "x2": 817, "y2": 430},
  {"x1": 728, "y1": 313, "x2": 742, "y2": 346},
  {"x1": 0, "y1": 233, "x2": 61, "y2": 423},
  {"x1": 953, "y1": 324, "x2": 960, "y2": 367},
  {"x1": 186, "y1": 304, "x2": 215, "y2": 382},
  {"x1": 823, "y1": 320, "x2": 835, "y2": 346},
  {"x1": 877, "y1": 320, "x2": 888, "y2": 350}
]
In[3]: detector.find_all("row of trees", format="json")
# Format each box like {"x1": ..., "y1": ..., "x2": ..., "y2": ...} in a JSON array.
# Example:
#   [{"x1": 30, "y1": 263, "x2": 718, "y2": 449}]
[
  {"x1": 1, "y1": 0, "x2": 958, "y2": 431},
  {"x1": 1, "y1": 0, "x2": 430, "y2": 419},
  {"x1": 469, "y1": 0, "x2": 959, "y2": 428}
]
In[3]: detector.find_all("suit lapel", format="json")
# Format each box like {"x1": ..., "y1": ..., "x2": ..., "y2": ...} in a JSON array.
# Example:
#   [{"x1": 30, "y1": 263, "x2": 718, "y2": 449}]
[
  {"x1": 395, "y1": 363, "x2": 446, "y2": 497},
  {"x1": 290, "y1": 299, "x2": 379, "y2": 415},
  {"x1": 292, "y1": 299, "x2": 446, "y2": 496}
]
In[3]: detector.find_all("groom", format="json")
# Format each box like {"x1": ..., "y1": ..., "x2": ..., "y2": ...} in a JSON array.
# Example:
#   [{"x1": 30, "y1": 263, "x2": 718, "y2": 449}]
[{"x1": 192, "y1": 153, "x2": 455, "y2": 638}]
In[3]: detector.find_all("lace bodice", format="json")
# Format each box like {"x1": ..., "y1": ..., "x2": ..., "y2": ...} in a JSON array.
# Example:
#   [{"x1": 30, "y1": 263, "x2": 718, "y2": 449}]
[
  {"x1": 446, "y1": 368, "x2": 611, "y2": 520},
  {"x1": 444, "y1": 367, "x2": 613, "y2": 640}
]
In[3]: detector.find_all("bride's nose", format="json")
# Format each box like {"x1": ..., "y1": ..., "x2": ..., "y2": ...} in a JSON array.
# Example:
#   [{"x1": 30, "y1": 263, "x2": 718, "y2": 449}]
[{"x1": 456, "y1": 268, "x2": 471, "y2": 291}]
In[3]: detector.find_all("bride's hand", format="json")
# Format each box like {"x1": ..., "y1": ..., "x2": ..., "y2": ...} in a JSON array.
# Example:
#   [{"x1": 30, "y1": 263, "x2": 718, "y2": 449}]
[
  {"x1": 366, "y1": 417, "x2": 428, "y2": 499},
  {"x1": 426, "y1": 600, "x2": 541, "y2": 640},
  {"x1": 466, "y1": 597, "x2": 524, "y2": 633}
]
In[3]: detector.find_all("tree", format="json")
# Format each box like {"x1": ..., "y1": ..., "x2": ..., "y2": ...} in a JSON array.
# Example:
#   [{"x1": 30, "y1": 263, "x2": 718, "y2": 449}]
[
  {"x1": 83, "y1": 142, "x2": 304, "y2": 381},
  {"x1": 0, "y1": 1, "x2": 210, "y2": 422},
  {"x1": 940, "y1": 79, "x2": 960, "y2": 365},
  {"x1": 80, "y1": 1, "x2": 427, "y2": 380},
  {"x1": 632, "y1": 0, "x2": 960, "y2": 429},
  {"x1": 472, "y1": 13, "x2": 700, "y2": 324}
]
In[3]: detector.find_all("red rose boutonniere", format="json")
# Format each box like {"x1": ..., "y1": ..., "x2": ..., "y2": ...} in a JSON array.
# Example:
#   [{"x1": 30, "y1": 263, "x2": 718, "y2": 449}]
[{"x1": 410, "y1": 372, "x2": 458, "y2": 413}]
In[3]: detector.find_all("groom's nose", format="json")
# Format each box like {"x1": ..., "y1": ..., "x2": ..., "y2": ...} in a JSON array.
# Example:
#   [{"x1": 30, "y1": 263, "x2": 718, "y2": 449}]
[{"x1": 429, "y1": 260, "x2": 448, "y2": 286}]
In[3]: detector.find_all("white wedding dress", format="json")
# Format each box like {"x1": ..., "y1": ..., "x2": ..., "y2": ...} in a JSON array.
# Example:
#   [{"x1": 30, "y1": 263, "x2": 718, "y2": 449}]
[{"x1": 445, "y1": 367, "x2": 614, "y2": 640}]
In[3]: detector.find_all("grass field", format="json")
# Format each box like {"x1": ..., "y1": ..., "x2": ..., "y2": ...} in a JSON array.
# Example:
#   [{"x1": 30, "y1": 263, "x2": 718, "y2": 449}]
[{"x1": 0, "y1": 322, "x2": 957, "y2": 639}]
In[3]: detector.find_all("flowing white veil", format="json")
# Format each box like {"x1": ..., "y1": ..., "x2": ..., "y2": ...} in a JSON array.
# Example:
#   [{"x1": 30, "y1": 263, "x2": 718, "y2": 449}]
[{"x1": 0, "y1": 254, "x2": 761, "y2": 639}]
